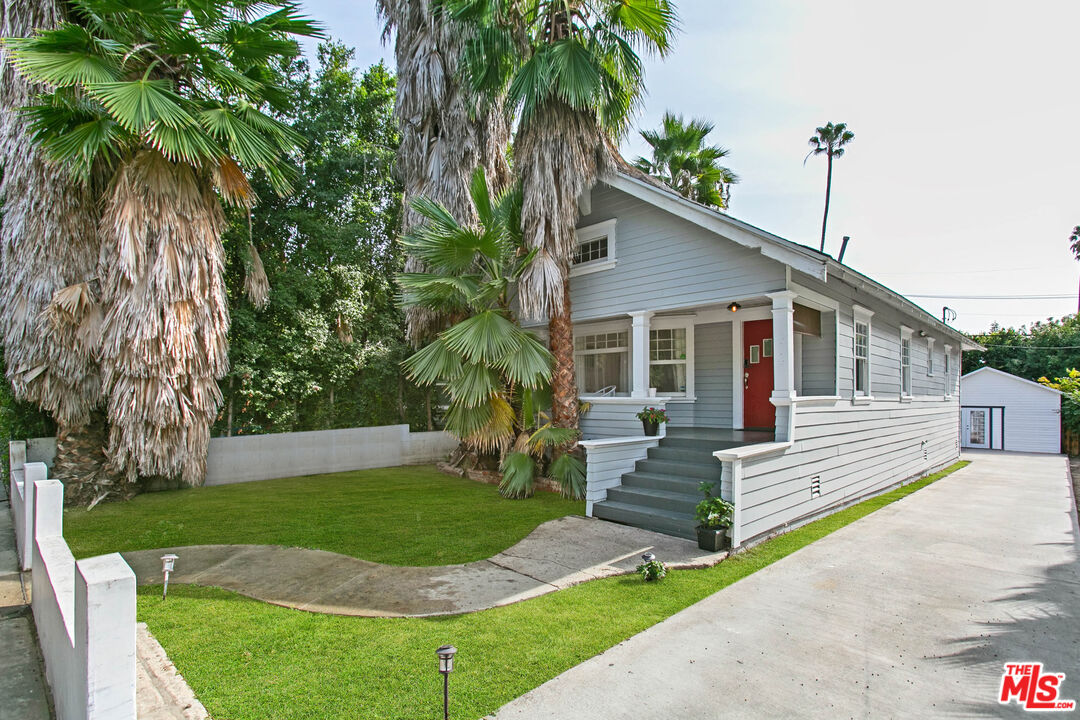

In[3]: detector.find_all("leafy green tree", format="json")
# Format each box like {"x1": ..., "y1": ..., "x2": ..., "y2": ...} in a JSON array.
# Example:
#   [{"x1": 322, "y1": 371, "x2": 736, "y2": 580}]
[
  {"x1": 6, "y1": 0, "x2": 320, "y2": 492},
  {"x1": 806, "y1": 121, "x2": 854, "y2": 252},
  {"x1": 1069, "y1": 225, "x2": 1080, "y2": 314},
  {"x1": 965, "y1": 315, "x2": 1080, "y2": 380},
  {"x1": 219, "y1": 45, "x2": 430, "y2": 435},
  {"x1": 445, "y1": 0, "x2": 679, "y2": 431},
  {"x1": 634, "y1": 111, "x2": 739, "y2": 209},
  {"x1": 1038, "y1": 369, "x2": 1080, "y2": 435}
]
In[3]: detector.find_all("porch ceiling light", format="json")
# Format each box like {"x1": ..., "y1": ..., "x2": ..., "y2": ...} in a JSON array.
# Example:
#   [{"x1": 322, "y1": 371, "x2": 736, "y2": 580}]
[{"x1": 728, "y1": 302, "x2": 741, "y2": 313}]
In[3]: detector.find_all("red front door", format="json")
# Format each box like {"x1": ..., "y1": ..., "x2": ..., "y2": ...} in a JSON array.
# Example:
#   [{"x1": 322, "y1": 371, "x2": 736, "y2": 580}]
[{"x1": 743, "y1": 319, "x2": 775, "y2": 429}]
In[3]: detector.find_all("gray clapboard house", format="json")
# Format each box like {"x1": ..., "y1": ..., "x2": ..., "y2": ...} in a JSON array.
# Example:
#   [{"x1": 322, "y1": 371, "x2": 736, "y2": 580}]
[{"x1": 546, "y1": 171, "x2": 982, "y2": 548}]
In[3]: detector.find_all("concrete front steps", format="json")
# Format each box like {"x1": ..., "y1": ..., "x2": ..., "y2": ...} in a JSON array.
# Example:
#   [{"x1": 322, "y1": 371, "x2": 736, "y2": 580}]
[{"x1": 592, "y1": 428, "x2": 756, "y2": 540}]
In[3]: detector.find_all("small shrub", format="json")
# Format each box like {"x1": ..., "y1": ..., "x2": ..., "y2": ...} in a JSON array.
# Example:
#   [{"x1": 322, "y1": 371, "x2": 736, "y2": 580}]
[
  {"x1": 635, "y1": 406, "x2": 669, "y2": 424},
  {"x1": 636, "y1": 559, "x2": 667, "y2": 582},
  {"x1": 694, "y1": 481, "x2": 734, "y2": 529}
]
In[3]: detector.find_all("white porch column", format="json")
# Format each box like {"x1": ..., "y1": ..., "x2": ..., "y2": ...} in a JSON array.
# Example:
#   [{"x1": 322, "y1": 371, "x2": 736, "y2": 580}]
[
  {"x1": 628, "y1": 311, "x2": 653, "y2": 398},
  {"x1": 767, "y1": 291, "x2": 797, "y2": 404}
]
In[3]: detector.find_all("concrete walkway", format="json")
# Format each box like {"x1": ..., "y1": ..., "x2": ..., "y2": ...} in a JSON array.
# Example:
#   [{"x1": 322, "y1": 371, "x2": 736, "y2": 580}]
[
  {"x1": 121, "y1": 516, "x2": 727, "y2": 617},
  {"x1": 491, "y1": 452, "x2": 1080, "y2": 719},
  {"x1": 0, "y1": 480, "x2": 51, "y2": 720}
]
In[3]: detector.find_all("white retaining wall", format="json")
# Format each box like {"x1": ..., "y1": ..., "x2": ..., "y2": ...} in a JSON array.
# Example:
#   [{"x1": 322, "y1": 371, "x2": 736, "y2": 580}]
[
  {"x1": 21, "y1": 425, "x2": 458, "y2": 486},
  {"x1": 204, "y1": 425, "x2": 457, "y2": 485},
  {"x1": 8, "y1": 442, "x2": 137, "y2": 720}
]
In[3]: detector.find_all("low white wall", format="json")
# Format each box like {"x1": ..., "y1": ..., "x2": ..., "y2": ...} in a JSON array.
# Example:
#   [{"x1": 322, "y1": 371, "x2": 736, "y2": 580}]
[
  {"x1": 9, "y1": 441, "x2": 47, "y2": 571},
  {"x1": 204, "y1": 425, "x2": 458, "y2": 486},
  {"x1": 579, "y1": 436, "x2": 660, "y2": 516},
  {"x1": 30, "y1": 477, "x2": 137, "y2": 720},
  {"x1": 21, "y1": 425, "x2": 458, "y2": 488}
]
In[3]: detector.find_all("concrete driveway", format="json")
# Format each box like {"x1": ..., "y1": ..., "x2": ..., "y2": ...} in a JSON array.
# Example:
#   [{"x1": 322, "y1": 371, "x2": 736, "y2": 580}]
[{"x1": 492, "y1": 452, "x2": 1080, "y2": 719}]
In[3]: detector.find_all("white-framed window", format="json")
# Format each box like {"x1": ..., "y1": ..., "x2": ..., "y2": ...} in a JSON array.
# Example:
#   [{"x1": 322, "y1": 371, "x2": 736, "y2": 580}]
[
  {"x1": 926, "y1": 337, "x2": 935, "y2": 376},
  {"x1": 574, "y1": 323, "x2": 630, "y2": 395},
  {"x1": 853, "y1": 305, "x2": 874, "y2": 396},
  {"x1": 944, "y1": 344, "x2": 953, "y2": 396},
  {"x1": 649, "y1": 316, "x2": 695, "y2": 397},
  {"x1": 900, "y1": 326, "x2": 913, "y2": 397},
  {"x1": 570, "y1": 219, "x2": 617, "y2": 277}
]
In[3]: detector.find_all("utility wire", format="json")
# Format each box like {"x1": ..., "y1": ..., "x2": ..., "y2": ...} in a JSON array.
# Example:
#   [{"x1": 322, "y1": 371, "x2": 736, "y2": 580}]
[{"x1": 904, "y1": 293, "x2": 1074, "y2": 300}]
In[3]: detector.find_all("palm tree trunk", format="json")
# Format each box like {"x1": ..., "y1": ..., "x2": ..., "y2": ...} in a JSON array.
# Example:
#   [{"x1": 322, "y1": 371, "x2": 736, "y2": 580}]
[
  {"x1": 820, "y1": 153, "x2": 833, "y2": 252},
  {"x1": 53, "y1": 412, "x2": 133, "y2": 506},
  {"x1": 377, "y1": 0, "x2": 510, "y2": 345},
  {"x1": 548, "y1": 276, "x2": 579, "y2": 429}
]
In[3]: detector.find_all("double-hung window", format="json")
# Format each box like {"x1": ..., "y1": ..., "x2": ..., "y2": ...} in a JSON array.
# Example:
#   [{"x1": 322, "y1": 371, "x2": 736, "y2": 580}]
[
  {"x1": 926, "y1": 337, "x2": 935, "y2": 376},
  {"x1": 853, "y1": 305, "x2": 874, "y2": 396},
  {"x1": 944, "y1": 344, "x2": 953, "y2": 396},
  {"x1": 900, "y1": 326, "x2": 913, "y2": 397},
  {"x1": 574, "y1": 327, "x2": 629, "y2": 395},
  {"x1": 648, "y1": 317, "x2": 695, "y2": 397}
]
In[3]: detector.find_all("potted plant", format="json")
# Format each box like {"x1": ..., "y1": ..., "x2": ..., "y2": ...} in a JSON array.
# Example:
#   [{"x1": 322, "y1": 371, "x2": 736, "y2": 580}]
[
  {"x1": 636, "y1": 406, "x2": 668, "y2": 436},
  {"x1": 694, "y1": 481, "x2": 735, "y2": 551}
]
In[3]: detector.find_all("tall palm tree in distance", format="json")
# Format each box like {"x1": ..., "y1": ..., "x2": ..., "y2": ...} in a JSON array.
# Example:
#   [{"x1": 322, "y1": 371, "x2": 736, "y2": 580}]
[
  {"x1": 806, "y1": 121, "x2": 854, "y2": 252},
  {"x1": 634, "y1": 111, "x2": 739, "y2": 209},
  {"x1": 6, "y1": 0, "x2": 321, "y2": 492},
  {"x1": 376, "y1": 0, "x2": 511, "y2": 345},
  {"x1": 445, "y1": 0, "x2": 679, "y2": 430}
]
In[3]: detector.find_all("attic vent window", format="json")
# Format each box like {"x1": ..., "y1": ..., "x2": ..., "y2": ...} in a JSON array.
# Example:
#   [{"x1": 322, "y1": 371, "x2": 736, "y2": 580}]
[
  {"x1": 570, "y1": 219, "x2": 617, "y2": 276},
  {"x1": 573, "y1": 235, "x2": 607, "y2": 265},
  {"x1": 810, "y1": 476, "x2": 821, "y2": 498}
]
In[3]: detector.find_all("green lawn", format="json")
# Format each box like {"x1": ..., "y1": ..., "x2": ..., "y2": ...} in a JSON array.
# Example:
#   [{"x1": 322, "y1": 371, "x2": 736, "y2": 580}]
[
  {"x1": 63, "y1": 465, "x2": 583, "y2": 566},
  {"x1": 138, "y1": 462, "x2": 970, "y2": 720}
]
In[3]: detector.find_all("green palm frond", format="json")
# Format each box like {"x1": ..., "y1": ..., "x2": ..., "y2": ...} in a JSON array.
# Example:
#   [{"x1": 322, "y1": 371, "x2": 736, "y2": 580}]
[
  {"x1": 527, "y1": 424, "x2": 578, "y2": 455},
  {"x1": 447, "y1": 362, "x2": 501, "y2": 406},
  {"x1": 499, "y1": 451, "x2": 536, "y2": 499},
  {"x1": 401, "y1": 337, "x2": 462, "y2": 386},
  {"x1": 548, "y1": 452, "x2": 586, "y2": 499},
  {"x1": 441, "y1": 310, "x2": 521, "y2": 365}
]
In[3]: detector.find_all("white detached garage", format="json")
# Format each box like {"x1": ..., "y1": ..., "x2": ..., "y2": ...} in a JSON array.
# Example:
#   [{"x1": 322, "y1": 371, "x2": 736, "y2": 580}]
[{"x1": 960, "y1": 367, "x2": 1062, "y2": 453}]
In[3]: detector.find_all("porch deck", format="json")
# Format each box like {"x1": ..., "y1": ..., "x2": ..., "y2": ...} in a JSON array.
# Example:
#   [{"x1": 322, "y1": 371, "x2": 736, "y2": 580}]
[{"x1": 590, "y1": 427, "x2": 774, "y2": 540}]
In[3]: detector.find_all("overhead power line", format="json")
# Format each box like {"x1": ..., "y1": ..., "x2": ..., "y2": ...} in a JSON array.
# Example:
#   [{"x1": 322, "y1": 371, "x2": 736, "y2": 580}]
[{"x1": 904, "y1": 293, "x2": 1074, "y2": 300}]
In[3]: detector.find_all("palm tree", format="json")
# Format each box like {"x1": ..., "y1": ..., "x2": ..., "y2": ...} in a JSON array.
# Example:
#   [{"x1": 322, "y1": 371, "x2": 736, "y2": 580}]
[
  {"x1": 399, "y1": 167, "x2": 585, "y2": 498},
  {"x1": 375, "y1": 0, "x2": 511, "y2": 345},
  {"x1": 6, "y1": 0, "x2": 320, "y2": 489},
  {"x1": 445, "y1": 0, "x2": 679, "y2": 430},
  {"x1": 806, "y1": 121, "x2": 854, "y2": 252},
  {"x1": 0, "y1": 0, "x2": 114, "y2": 503},
  {"x1": 1069, "y1": 225, "x2": 1080, "y2": 313},
  {"x1": 634, "y1": 111, "x2": 739, "y2": 209}
]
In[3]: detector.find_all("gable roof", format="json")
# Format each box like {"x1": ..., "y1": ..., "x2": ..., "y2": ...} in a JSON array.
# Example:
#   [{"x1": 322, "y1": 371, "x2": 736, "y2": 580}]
[
  {"x1": 605, "y1": 171, "x2": 983, "y2": 352},
  {"x1": 961, "y1": 366, "x2": 1063, "y2": 395}
]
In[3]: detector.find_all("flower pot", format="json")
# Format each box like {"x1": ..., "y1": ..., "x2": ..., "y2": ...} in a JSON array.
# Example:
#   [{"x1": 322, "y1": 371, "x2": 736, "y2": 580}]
[
  {"x1": 642, "y1": 420, "x2": 659, "y2": 436},
  {"x1": 696, "y1": 526, "x2": 730, "y2": 552}
]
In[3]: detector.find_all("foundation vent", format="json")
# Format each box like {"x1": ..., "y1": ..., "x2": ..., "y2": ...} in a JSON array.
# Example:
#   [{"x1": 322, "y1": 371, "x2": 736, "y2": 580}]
[{"x1": 810, "y1": 476, "x2": 821, "y2": 498}]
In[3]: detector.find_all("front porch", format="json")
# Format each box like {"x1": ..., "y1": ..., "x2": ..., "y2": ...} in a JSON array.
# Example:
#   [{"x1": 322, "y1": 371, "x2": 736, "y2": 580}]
[{"x1": 573, "y1": 288, "x2": 839, "y2": 542}]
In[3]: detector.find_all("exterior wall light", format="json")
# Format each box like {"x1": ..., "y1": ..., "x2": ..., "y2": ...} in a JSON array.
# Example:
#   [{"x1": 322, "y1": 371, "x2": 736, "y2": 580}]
[
  {"x1": 437, "y1": 645, "x2": 457, "y2": 720},
  {"x1": 728, "y1": 302, "x2": 741, "y2": 313},
  {"x1": 161, "y1": 554, "x2": 178, "y2": 601}
]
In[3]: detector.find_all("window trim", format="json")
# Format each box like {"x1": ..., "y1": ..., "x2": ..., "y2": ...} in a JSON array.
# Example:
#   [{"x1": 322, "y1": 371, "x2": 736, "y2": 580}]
[
  {"x1": 573, "y1": 319, "x2": 631, "y2": 396},
  {"x1": 570, "y1": 219, "x2": 617, "y2": 277},
  {"x1": 853, "y1": 305, "x2": 874, "y2": 397},
  {"x1": 900, "y1": 325, "x2": 914, "y2": 398},
  {"x1": 649, "y1": 315, "x2": 695, "y2": 398},
  {"x1": 926, "y1": 337, "x2": 935, "y2": 377},
  {"x1": 944, "y1": 344, "x2": 954, "y2": 397}
]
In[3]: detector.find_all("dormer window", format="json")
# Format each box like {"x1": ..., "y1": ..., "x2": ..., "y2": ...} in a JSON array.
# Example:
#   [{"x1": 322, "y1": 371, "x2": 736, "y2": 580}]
[{"x1": 570, "y1": 219, "x2": 617, "y2": 276}]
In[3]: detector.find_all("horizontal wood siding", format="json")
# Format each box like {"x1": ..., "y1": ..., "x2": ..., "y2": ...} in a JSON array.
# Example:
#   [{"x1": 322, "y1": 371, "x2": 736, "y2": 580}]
[
  {"x1": 792, "y1": 272, "x2": 957, "y2": 400},
  {"x1": 694, "y1": 321, "x2": 733, "y2": 427},
  {"x1": 572, "y1": 185, "x2": 786, "y2": 321},
  {"x1": 580, "y1": 403, "x2": 645, "y2": 439},
  {"x1": 582, "y1": 439, "x2": 660, "y2": 513},
  {"x1": 800, "y1": 311, "x2": 835, "y2": 395},
  {"x1": 737, "y1": 398, "x2": 960, "y2": 542}
]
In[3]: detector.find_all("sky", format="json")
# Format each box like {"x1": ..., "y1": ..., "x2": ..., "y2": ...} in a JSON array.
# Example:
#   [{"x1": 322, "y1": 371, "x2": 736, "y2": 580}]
[{"x1": 297, "y1": 0, "x2": 1080, "y2": 333}]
